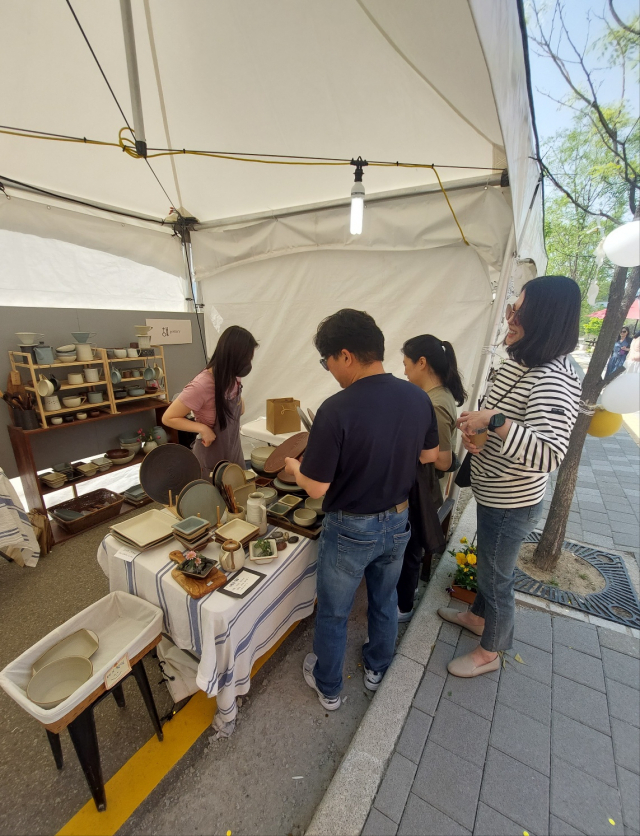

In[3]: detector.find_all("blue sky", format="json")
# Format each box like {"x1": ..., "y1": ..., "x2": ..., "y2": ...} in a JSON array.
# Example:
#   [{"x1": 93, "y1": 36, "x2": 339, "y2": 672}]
[{"x1": 527, "y1": 0, "x2": 639, "y2": 140}]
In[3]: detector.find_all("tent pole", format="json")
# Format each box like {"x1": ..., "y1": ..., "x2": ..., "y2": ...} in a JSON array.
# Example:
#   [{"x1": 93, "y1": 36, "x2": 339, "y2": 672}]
[
  {"x1": 120, "y1": 0, "x2": 147, "y2": 158},
  {"x1": 180, "y1": 228, "x2": 197, "y2": 313}
]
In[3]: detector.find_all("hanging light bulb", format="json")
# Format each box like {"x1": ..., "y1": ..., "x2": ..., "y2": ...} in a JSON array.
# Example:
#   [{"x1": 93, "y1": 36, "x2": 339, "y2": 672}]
[{"x1": 350, "y1": 157, "x2": 368, "y2": 235}]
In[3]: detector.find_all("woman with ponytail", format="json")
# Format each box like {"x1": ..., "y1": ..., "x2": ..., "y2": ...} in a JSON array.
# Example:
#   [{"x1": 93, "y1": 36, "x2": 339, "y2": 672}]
[
  {"x1": 396, "y1": 334, "x2": 467, "y2": 620},
  {"x1": 163, "y1": 325, "x2": 258, "y2": 477}
]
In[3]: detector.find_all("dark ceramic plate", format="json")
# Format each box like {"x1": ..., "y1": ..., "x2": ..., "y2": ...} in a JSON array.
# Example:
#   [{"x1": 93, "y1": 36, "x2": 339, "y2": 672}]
[{"x1": 139, "y1": 443, "x2": 201, "y2": 505}]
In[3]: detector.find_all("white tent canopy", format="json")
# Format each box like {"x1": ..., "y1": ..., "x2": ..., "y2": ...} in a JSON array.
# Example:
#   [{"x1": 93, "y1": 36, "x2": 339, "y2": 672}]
[{"x1": 0, "y1": 0, "x2": 544, "y2": 410}]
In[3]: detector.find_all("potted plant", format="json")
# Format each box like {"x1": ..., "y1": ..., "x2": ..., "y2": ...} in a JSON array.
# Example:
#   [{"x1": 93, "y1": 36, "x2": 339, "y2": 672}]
[
  {"x1": 447, "y1": 537, "x2": 477, "y2": 604},
  {"x1": 137, "y1": 427, "x2": 158, "y2": 455}
]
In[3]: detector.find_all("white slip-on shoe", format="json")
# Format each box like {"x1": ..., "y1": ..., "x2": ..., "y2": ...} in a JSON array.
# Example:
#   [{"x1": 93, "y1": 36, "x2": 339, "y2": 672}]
[{"x1": 302, "y1": 653, "x2": 341, "y2": 710}]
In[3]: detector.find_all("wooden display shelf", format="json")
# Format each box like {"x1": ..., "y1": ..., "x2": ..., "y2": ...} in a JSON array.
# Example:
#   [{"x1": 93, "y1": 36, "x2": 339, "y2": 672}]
[
  {"x1": 39, "y1": 452, "x2": 146, "y2": 496},
  {"x1": 108, "y1": 355, "x2": 163, "y2": 362},
  {"x1": 115, "y1": 390, "x2": 167, "y2": 405},
  {"x1": 38, "y1": 401, "x2": 111, "y2": 417},
  {"x1": 25, "y1": 382, "x2": 109, "y2": 393},
  {"x1": 13, "y1": 359, "x2": 104, "y2": 369}
]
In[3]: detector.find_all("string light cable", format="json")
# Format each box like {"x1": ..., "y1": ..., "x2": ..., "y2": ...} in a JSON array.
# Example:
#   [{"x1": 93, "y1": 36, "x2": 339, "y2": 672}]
[{"x1": 0, "y1": 123, "x2": 505, "y2": 241}]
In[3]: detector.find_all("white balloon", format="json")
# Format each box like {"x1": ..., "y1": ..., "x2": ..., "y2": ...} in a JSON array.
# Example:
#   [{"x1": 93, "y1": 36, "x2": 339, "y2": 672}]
[
  {"x1": 603, "y1": 221, "x2": 640, "y2": 267},
  {"x1": 601, "y1": 373, "x2": 640, "y2": 414}
]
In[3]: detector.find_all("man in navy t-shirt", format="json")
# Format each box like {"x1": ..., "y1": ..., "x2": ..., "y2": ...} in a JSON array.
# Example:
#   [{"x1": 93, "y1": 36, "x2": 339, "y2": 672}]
[{"x1": 285, "y1": 309, "x2": 439, "y2": 709}]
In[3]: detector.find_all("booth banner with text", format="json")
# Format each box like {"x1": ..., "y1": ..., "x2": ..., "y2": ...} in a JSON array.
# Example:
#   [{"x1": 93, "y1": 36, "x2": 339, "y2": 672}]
[{"x1": 145, "y1": 319, "x2": 193, "y2": 345}]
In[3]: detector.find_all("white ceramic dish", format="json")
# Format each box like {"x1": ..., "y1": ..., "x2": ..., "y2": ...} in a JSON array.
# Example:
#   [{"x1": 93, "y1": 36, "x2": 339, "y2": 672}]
[
  {"x1": 214, "y1": 518, "x2": 259, "y2": 545},
  {"x1": 111, "y1": 508, "x2": 175, "y2": 548},
  {"x1": 293, "y1": 509, "x2": 317, "y2": 527},
  {"x1": 280, "y1": 494, "x2": 303, "y2": 509},
  {"x1": 27, "y1": 656, "x2": 93, "y2": 708},
  {"x1": 249, "y1": 538, "x2": 278, "y2": 564},
  {"x1": 32, "y1": 629, "x2": 99, "y2": 674}
]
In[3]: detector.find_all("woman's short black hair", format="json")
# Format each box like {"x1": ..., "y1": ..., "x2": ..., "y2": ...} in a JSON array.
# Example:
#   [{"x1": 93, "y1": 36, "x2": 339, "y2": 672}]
[
  {"x1": 508, "y1": 275, "x2": 581, "y2": 367},
  {"x1": 314, "y1": 309, "x2": 384, "y2": 364}
]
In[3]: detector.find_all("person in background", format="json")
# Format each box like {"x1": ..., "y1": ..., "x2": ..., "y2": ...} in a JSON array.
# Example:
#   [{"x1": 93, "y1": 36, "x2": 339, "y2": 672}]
[
  {"x1": 284, "y1": 309, "x2": 439, "y2": 710},
  {"x1": 396, "y1": 334, "x2": 467, "y2": 621},
  {"x1": 438, "y1": 275, "x2": 582, "y2": 678},
  {"x1": 624, "y1": 330, "x2": 640, "y2": 374},
  {"x1": 162, "y1": 326, "x2": 258, "y2": 477},
  {"x1": 606, "y1": 326, "x2": 632, "y2": 376}
]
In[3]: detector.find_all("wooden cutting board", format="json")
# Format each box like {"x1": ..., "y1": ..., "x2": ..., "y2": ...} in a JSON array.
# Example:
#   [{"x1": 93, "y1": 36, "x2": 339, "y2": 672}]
[
  {"x1": 263, "y1": 432, "x2": 309, "y2": 475},
  {"x1": 171, "y1": 566, "x2": 227, "y2": 599}
]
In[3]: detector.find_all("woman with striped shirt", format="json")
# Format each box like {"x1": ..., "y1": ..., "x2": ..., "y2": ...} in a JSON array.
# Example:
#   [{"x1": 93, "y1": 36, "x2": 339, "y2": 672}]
[{"x1": 438, "y1": 275, "x2": 582, "y2": 678}]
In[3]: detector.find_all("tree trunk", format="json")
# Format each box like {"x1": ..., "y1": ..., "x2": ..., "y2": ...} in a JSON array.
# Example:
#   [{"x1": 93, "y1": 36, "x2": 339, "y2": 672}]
[{"x1": 533, "y1": 215, "x2": 640, "y2": 572}]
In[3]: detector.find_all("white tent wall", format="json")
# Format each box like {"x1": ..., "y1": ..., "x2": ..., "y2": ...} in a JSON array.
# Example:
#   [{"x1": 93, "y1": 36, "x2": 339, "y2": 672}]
[{"x1": 194, "y1": 184, "x2": 513, "y2": 430}]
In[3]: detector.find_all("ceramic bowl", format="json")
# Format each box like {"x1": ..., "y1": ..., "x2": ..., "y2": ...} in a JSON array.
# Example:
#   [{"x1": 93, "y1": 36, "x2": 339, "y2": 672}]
[
  {"x1": 293, "y1": 509, "x2": 317, "y2": 527},
  {"x1": 32, "y1": 629, "x2": 99, "y2": 674},
  {"x1": 27, "y1": 656, "x2": 93, "y2": 708},
  {"x1": 135, "y1": 325, "x2": 153, "y2": 334},
  {"x1": 50, "y1": 417, "x2": 63, "y2": 425},
  {"x1": 119, "y1": 440, "x2": 142, "y2": 454},
  {"x1": 305, "y1": 496, "x2": 325, "y2": 516},
  {"x1": 16, "y1": 332, "x2": 42, "y2": 345},
  {"x1": 250, "y1": 447, "x2": 273, "y2": 471},
  {"x1": 89, "y1": 410, "x2": 101, "y2": 418},
  {"x1": 106, "y1": 448, "x2": 131, "y2": 459},
  {"x1": 87, "y1": 392, "x2": 103, "y2": 404},
  {"x1": 128, "y1": 387, "x2": 145, "y2": 397},
  {"x1": 260, "y1": 486, "x2": 278, "y2": 505},
  {"x1": 62, "y1": 396, "x2": 85, "y2": 408},
  {"x1": 76, "y1": 412, "x2": 88, "y2": 420},
  {"x1": 114, "y1": 389, "x2": 127, "y2": 399},
  {"x1": 106, "y1": 450, "x2": 136, "y2": 466},
  {"x1": 70, "y1": 332, "x2": 94, "y2": 343},
  {"x1": 56, "y1": 344, "x2": 76, "y2": 353},
  {"x1": 113, "y1": 349, "x2": 127, "y2": 358}
]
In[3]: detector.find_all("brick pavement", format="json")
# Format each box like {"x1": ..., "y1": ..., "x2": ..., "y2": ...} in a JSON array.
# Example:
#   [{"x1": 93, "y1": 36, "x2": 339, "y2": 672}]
[
  {"x1": 363, "y1": 609, "x2": 640, "y2": 836},
  {"x1": 362, "y1": 428, "x2": 640, "y2": 836}
]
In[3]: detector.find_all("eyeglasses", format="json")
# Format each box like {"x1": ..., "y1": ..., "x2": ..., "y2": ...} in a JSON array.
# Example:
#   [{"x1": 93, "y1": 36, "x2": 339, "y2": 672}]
[
  {"x1": 319, "y1": 357, "x2": 329, "y2": 371},
  {"x1": 506, "y1": 303, "x2": 521, "y2": 326}
]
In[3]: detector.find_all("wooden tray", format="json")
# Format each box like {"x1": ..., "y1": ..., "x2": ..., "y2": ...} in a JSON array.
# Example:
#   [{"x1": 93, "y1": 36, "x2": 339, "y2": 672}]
[
  {"x1": 263, "y1": 432, "x2": 309, "y2": 475},
  {"x1": 267, "y1": 511, "x2": 322, "y2": 540},
  {"x1": 171, "y1": 566, "x2": 227, "y2": 599}
]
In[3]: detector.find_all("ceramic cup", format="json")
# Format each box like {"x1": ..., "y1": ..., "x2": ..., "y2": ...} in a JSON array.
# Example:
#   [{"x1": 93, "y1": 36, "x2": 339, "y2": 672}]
[
  {"x1": 44, "y1": 395, "x2": 61, "y2": 412},
  {"x1": 132, "y1": 369, "x2": 142, "y2": 378},
  {"x1": 127, "y1": 348, "x2": 139, "y2": 358},
  {"x1": 223, "y1": 506, "x2": 246, "y2": 523},
  {"x1": 50, "y1": 417, "x2": 63, "y2": 425},
  {"x1": 122, "y1": 370, "x2": 133, "y2": 379},
  {"x1": 84, "y1": 368, "x2": 99, "y2": 383},
  {"x1": 87, "y1": 392, "x2": 103, "y2": 404},
  {"x1": 67, "y1": 372, "x2": 84, "y2": 385},
  {"x1": 220, "y1": 539, "x2": 245, "y2": 571},
  {"x1": 37, "y1": 375, "x2": 55, "y2": 397},
  {"x1": 76, "y1": 412, "x2": 88, "y2": 420},
  {"x1": 137, "y1": 335, "x2": 152, "y2": 348}
]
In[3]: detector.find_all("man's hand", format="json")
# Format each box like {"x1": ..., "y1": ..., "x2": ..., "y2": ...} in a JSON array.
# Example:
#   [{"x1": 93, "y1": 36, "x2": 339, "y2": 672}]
[
  {"x1": 284, "y1": 456, "x2": 301, "y2": 476},
  {"x1": 285, "y1": 456, "x2": 330, "y2": 500}
]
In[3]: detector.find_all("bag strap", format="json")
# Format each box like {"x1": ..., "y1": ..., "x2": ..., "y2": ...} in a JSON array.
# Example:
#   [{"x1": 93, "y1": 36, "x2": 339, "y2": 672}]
[{"x1": 486, "y1": 366, "x2": 537, "y2": 410}]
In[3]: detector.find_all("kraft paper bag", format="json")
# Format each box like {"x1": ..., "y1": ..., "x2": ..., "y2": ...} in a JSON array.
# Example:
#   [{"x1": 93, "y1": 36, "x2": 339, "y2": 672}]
[{"x1": 266, "y1": 397, "x2": 301, "y2": 435}]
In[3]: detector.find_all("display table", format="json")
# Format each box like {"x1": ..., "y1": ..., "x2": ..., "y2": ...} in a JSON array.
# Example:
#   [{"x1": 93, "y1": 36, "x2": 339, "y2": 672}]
[
  {"x1": 97, "y1": 530, "x2": 317, "y2": 729},
  {"x1": 240, "y1": 416, "x2": 301, "y2": 446}
]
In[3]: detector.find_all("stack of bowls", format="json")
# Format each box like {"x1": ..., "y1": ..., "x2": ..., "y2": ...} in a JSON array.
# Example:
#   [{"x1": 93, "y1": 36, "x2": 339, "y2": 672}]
[
  {"x1": 250, "y1": 446, "x2": 273, "y2": 473},
  {"x1": 55, "y1": 344, "x2": 77, "y2": 363},
  {"x1": 118, "y1": 435, "x2": 142, "y2": 455},
  {"x1": 105, "y1": 448, "x2": 136, "y2": 466}
]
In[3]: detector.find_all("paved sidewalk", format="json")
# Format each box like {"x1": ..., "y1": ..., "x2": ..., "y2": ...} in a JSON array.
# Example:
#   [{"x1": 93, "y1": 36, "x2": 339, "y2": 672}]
[{"x1": 363, "y1": 607, "x2": 639, "y2": 836}]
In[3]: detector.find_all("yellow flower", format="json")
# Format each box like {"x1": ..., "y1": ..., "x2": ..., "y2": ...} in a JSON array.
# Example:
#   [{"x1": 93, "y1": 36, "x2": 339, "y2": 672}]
[
  {"x1": 456, "y1": 553, "x2": 466, "y2": 565},
  {"x1": 460, "y1": 537, "x2": 468, "y2": 544},
  {"x1": 467, "y1": 554, "x2": 477, "y2": 566}
]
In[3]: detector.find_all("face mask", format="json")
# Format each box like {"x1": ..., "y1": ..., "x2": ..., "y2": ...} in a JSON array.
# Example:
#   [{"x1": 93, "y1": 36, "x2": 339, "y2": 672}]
[{"x1": 237, "y1": 363, "x2": 252, "y2": 378}]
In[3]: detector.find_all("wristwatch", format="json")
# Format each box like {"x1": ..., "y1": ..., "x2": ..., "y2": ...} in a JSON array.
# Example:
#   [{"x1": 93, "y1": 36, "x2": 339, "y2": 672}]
[{"x1": 488, "y1": 413, "x2": 506, "y2": 432}]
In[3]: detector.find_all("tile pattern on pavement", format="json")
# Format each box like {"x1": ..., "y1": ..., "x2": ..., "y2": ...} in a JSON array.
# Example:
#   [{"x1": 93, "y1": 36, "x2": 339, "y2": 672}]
[{"x1": 363, "y1": 611, "x2": 640, "y2": 836}]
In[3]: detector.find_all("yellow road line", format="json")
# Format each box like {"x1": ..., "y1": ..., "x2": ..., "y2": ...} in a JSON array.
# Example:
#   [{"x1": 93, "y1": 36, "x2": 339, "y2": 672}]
[{"x1": 57, "y1": 621, "x2": 300, "y2": 836}]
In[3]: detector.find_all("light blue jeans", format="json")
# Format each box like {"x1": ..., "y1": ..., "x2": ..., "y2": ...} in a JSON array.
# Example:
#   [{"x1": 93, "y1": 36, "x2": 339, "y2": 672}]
[
  {"x1": 471, "y1": 500, "x2": 544, "y2": 652},
  {"x1": 313, "y1": 509, "x2": 411, "y2": 698}
]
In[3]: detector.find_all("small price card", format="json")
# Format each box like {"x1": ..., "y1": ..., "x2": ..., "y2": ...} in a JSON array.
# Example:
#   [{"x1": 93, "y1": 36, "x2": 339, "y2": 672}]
[
  {"x1": 114, "y1": 546, "x2": 140, "y2": 563},
  {"x1": 105, "y1": 655, "x2": 131, "y2": 690},
  {"x1": 218, "y1": 568, "x2": 265, "y2": 599}
]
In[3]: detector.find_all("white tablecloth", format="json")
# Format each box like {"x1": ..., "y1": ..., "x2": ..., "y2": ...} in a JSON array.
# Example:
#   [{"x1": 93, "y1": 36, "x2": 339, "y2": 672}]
[
  {"x1": 240, "y1": 416, "x2": 300, "y2": 446},
  {"x1": 97, "y1": 530, "x2": 317, "y2": 727}
]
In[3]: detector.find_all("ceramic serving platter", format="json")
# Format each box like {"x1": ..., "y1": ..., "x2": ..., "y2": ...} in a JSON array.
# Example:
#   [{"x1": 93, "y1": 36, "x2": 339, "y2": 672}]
[
  {"x1": 263, "y1": 432, "x2": 309, "y2": 475},
  {"x1": 32, "y1": 629, "x2": 99, "y2": 674},
  {"x1": 214, "y1": 518, "x2": 259, "y2": 545},
  {"x1": 110, "y1": 508, "x2": 175, "y2": 548},
  {"x1": 177, "y1": 480, "x2": 226, "y2": 526},
  {"x1": 139, "y1": 444, "x2": 201, "y2": 505}
]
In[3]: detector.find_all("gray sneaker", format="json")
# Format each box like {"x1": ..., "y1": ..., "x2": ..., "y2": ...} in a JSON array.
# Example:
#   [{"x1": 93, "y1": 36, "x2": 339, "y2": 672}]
[
  {"x1": 363, "y1": 666, "x2": 384, "y2": 691},
  {"x1": 397, "y1": 607, "x2": 414, "y2": 623},
  {"x1": 303, "y1": 653, "x2": 341, "y2": 710}
]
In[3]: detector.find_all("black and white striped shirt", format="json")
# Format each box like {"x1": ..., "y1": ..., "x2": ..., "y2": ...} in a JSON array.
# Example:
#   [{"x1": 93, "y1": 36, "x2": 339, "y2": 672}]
[{"x1": 470, "y1": 356, "x2": 581, "y2": 508}]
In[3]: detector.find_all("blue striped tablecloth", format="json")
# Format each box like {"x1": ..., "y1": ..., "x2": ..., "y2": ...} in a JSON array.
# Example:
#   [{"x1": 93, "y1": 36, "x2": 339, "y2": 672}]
[
  {"x1": 0, "y1": 468, "x2": 40, "y2": 567},
  {"x1": 97, "y1": 531, "x2": 317, "y2": 727}
]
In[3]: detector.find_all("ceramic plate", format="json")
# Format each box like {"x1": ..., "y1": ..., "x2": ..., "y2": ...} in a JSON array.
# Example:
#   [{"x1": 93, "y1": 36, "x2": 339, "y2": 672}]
[
  {"x1": 110, "y1": 531, "x2": 173, "y2": 552},
  {"x1": 175, "y1": 557, "x2": 217, "y2": 579},
  {"x1": 110, "y1": 508, "x2": 175, "y2": 548},
  {"x1": 263, "y1": 432, "x2": 309, "y2": 475},
  {"x1": 32, "y1": 629, "x2": 99, "y2": 674},
  {"x1": 139, "y1": 443, "x2": 201, "y2": 504},
  {"x1": 214, "y1": 518, "x2": 259, "y2": 544},
  {"x1": 177, "y1": 480, "x2": 226, "y2": 526},
  {"x1": 272, "y1": 478, "x2": 305, "y2": 493},
  {"x1": 221, "y1": 463, "x2": 245, "y2": 491}
]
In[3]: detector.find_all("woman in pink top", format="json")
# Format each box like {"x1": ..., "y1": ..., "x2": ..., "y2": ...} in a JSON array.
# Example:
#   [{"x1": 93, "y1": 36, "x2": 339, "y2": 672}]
[{"x1": 162, "y1": 326, "x2": 258, "y2": 477}]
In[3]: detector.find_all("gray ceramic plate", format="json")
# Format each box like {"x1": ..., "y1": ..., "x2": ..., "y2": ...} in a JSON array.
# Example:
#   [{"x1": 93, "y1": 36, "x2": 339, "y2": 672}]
[
  {"x1": 139, "y1": 443, "x2": 201, "y2": 504},
  {"x1": 177, "y1": 480, "x2": 226, "y2": 526}
]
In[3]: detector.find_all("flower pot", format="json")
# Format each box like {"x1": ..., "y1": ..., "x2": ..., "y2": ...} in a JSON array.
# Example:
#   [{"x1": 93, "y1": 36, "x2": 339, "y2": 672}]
[
  {"x1": 450, "y1": 585, "x2": 477, "y2": 604},
  {"x1": 143, "y1": 439, "x2": 159, "y2": 455},
  {"x1": 151, "y1": 425, "x2": 168, "y2": 445}
]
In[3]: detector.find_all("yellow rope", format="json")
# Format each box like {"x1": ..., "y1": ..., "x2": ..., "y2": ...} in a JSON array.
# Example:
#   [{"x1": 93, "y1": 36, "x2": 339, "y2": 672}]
[{"x1": 1, "y1": 126, "x2": 470, "y2": 244}]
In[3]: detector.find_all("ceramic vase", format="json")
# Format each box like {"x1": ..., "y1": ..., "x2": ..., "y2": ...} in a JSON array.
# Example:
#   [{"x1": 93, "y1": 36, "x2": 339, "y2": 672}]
[
  {"x1": 151, "y1": 425, "x2": 168, "y2": 445},
  {"x1": 246, "y1": 491, "x2": 268, "y2": 535},
  {"x1": 143, "y1": 439, "x2": 159, "y2": 455}
]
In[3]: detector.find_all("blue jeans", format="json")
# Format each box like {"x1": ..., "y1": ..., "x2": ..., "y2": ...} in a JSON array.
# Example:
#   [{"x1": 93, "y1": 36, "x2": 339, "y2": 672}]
[
  {"x1": 471, "y1": 500, "x2": 544, "y2": 652},
  {"x1": 313, "y1": 509, "x2": 411, "y2": 697}
]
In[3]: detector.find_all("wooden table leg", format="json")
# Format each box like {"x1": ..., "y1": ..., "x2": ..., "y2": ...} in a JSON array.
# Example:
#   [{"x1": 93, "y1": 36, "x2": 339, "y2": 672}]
[
  {"x1": 67, "y1": 707, "x2": 106, "y2": 812},
  {"x1": 132, "y1": 660, "x2": 163, "y2": 742},
  {"x1": 46, "y1": 730, "x2": 63, "y2": 770}
]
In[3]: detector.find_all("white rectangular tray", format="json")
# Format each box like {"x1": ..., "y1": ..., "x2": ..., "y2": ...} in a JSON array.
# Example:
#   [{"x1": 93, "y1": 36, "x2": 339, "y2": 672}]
[{"x1": 110, "y1": 508, "x2": 175, "y2": 548}]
